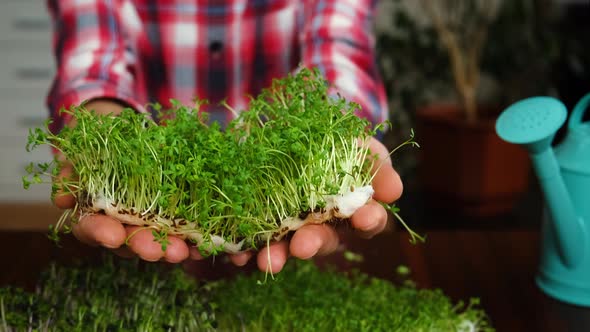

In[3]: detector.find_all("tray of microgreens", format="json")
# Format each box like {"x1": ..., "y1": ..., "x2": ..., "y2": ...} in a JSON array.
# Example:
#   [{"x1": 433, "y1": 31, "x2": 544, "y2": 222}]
[
  {"x1": 24, "y1": 68, "x2": 419, "y2": 255},
  {"x1": 0, "y1": 255, "x2": 493, "y2": 331}
]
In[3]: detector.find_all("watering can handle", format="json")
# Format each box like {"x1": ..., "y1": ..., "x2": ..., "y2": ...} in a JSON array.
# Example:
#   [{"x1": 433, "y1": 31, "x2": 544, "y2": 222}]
[{"x1": 567, "y1": 92, "x2": 590, "y2": 130}]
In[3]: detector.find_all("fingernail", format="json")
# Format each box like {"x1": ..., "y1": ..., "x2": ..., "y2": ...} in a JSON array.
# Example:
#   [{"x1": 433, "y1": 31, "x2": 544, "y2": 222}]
[
  {"x1": 358, "y1": 219, "x2": 378, "y2": 232},
  {"x1": 299, "y1": 246, "x2": 319, "y2": 260},
  {"x1": 101, "y1": 241, "x2": 120, "y2": 249}
]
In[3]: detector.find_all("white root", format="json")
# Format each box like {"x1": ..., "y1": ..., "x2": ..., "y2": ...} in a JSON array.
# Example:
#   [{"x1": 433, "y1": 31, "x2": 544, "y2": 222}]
[
  {"x1": 330, "y1": 185, "x2": 374, "y2": 217},
  {"x1": 270, "y1": 185, "x2": 375, "y2": 241},
  {"x1": 81, "y1": 185, "x2": 374, "y2": 255}
]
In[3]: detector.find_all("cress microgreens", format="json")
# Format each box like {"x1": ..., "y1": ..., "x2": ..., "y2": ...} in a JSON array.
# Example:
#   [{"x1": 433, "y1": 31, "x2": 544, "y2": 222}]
[
  {"x1": 213, "y1": 259, "x2": 493, "y2": 332},
  {"x1": 0, "y1": 256, "x2": 217, "y2": 331},
  {"x1": 24, "y1": 68, "x2": 421, "y2": 255},
  {"x1": 0, "y1": 255, "x2": 493, "y2": 332}
]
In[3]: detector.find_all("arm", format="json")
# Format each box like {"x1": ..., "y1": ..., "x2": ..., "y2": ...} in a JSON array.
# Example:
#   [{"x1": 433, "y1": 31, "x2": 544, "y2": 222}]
[
  {"x1": 299, "y1": 0, "x2": 389, "y2": 126},
  {"x1": 254, "y1": 1, "x2": 402, "y2": 273},
  {"x1": 46, "y1": 0, "x2": 144, "y2": 133},
  {"x1": 46, "y1": 1, "x2": 191, "y2": 263}
]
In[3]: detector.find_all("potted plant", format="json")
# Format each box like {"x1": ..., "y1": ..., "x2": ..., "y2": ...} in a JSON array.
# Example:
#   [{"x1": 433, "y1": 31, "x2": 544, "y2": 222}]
[
  {"x1": 0, "y1": 254, "x2": 493, "y2": 331},
  {"x1": 378, "y1": 0, "x2": 558, "y2": 217}
]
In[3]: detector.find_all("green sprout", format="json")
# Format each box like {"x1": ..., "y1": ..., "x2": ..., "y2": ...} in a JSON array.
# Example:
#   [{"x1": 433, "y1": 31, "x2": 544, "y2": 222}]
[
  {"x1": 396, "y1": 264, "x2": 411, "y2": 276},
  {"x1": 24, "y1": 68, "x2": 421, "y2": 255},
  {"x1": 343, "y1": 250, "x2": 365, "y2": 263},
  {"x1": 152, "y1": 229, "x2": 171, "y2": 251}
]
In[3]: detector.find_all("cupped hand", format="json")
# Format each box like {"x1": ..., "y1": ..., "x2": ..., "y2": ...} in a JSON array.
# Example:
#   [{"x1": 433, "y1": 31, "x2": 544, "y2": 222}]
[
  {"x1": 255, "y1": 136, "x2": 403, "y2": 273},
  {"x1": 55, "y1": 165, "x2": 190, "y2": 263},
  {"x1": 53, "y1": 99, "x2": 193, "y2": 264}
]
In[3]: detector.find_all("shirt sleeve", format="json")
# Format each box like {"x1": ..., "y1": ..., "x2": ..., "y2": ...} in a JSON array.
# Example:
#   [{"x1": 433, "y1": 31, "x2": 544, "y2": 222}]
[
  {"x1": 46, "y1": 0, "x2": 145, "y2": 133},
  {"x1": 299, "y1": 0, "x2": 389, "y2": 126}
]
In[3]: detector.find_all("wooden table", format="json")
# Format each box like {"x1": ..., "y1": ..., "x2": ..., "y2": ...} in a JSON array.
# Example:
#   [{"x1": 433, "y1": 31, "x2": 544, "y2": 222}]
[{"x1": 3, "y1": 225, "x2": 589, "y2": 331}]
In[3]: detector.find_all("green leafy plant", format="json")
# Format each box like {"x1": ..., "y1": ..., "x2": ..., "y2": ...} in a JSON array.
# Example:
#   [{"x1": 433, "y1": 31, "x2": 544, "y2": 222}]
[
  {"x1": 24, "y1": 68, "x2": 421, "y2": 256},
  {"x1": 0, "y1": 255, "x2": 493, "y2": 331}
]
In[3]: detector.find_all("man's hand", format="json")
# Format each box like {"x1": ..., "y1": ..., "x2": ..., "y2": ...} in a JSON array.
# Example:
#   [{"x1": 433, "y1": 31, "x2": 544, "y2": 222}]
[
  {"x1": 53, "y1": 99, "x2": 192, "y2": 263},
  {"x1": 251, "y1": 136, "x2": 402, "y2": 273}
]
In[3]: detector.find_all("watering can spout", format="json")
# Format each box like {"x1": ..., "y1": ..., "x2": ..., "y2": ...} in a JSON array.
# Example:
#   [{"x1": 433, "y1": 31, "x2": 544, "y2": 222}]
[{"x1": 496, "y1": 97, "x2": 585, "y2": 268}]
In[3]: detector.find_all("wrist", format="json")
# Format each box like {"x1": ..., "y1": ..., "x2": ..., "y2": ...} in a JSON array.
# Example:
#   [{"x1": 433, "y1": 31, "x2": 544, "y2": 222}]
[
  {"x1": 66, "y1": 98, "x2": 128, "y2": 128},
  {"x1": 85, "y1": 98, "x2": 128, "y2": 116}
]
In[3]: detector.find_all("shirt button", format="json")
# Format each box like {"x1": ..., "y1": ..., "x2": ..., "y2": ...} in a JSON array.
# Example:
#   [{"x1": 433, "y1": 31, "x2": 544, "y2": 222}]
[{"x1": 209, "y1": 40, "x2": 223, "y2": 54}]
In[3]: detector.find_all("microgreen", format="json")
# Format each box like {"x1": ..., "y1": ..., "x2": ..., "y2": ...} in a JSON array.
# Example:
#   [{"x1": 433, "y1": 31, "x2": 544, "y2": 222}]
[
  {"x1": 382, "y1": 203, "x2": 426, "y2": 244},
  {"x1": 152, "y1": 229, "x2": 170, "y2": 251},
  {"x1": 213, "y1": 259, "x2": 493, "y2": 332},
  {"x1": 24, "y1": 68, "x2": 420, "y2": 254},
  {"x1": 0, "y1": 255, "x2": 493, "y2": 332},
  {"x1": 0, "y1": 256, "x2": 217, "y2": 331},
  {"x1": 343, "y1": 250, "x2": 365, "y2": 263},
  {"x1": 396, "y1": 264, "x2": 411, "y2": 276}
]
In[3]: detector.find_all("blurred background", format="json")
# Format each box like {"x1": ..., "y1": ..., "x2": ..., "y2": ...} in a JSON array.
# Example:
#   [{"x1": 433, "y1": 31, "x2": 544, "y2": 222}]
[
  {"x1": 376, "y1": 0, "x2": 589, "y2": 225},
  {"x1": 0, "y1": 0, "x2": 59, "y2": 230},
  {"x1": 1, "y1": 1, "x2": 53, "y2": 204}
]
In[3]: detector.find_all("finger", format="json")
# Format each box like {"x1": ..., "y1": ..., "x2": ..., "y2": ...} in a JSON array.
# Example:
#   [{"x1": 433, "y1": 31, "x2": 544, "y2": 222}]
[
  {"x1": 53, "y1": 160, "x2": 77, "y2": 209},
  {"x1": 163, "y1": 236, "x2": 190, "y2": 263},
  {"x1": 257, "y1": 241, "x2": 289, "y2": 273},
  {"x1": 368, "y1": 138, "x2": 403, "y2": 204},
  {"x1": 111, "y1": 246, "x2": 136, "y2": 259},
  {"x1": 372, "y1": 163, "x2": 402, "y2": 204},
  {"x1": 73, "y1": 214, "x2": 127, "y2": 248},
  {"x1": 71, "y1": 219, "x2": 97, "y2": 246},
  {"x1": 351, "y1": 200, "x2": 388, "y2": 238},
  {"x1": 229, "y1": 251, "x2": 253, "y2": 267},
  {"x1": 188, "y1": 246, "x2": 205, "y2": 260},
  {"x1": 125, "y1": 226, "x2": 166, "y2": 262},
  {"x1": 289, "y1": 224, "x2": 339, "y2": 260},
  {"x1": 368, "y1": 136, "x2": 393, "y2": 170}
]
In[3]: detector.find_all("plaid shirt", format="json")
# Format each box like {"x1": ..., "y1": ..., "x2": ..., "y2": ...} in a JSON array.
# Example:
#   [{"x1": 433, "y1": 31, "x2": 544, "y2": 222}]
[{"x1": 47, "y1": 0, "x2": 388, "y2": 132}]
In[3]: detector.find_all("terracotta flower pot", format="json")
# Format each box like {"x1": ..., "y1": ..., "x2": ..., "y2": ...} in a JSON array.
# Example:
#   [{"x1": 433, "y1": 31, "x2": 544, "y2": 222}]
[{"x1": 415, "y1": 104, "x2": 531, "y2": 217}]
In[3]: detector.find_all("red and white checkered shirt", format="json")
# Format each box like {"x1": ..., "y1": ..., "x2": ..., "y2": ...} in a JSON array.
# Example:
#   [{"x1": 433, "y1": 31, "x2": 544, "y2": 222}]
[{"x1": 47, "y1": 0, "x2": 388, "y2": 132}]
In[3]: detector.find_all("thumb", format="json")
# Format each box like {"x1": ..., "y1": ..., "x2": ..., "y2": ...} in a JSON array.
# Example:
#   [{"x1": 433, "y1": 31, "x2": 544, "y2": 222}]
[
  {"x1": 52, "y1": 153, "x2": 77, "y2": 209},
  {"x1": 368, "y1": 137, "x2": 403, "y2": 204}
]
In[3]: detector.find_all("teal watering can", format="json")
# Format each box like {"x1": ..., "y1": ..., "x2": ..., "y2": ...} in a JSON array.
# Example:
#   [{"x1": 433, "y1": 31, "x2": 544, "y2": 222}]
[{"x1": 496, "y1": 93, "x2": 590, "y2": 306}]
